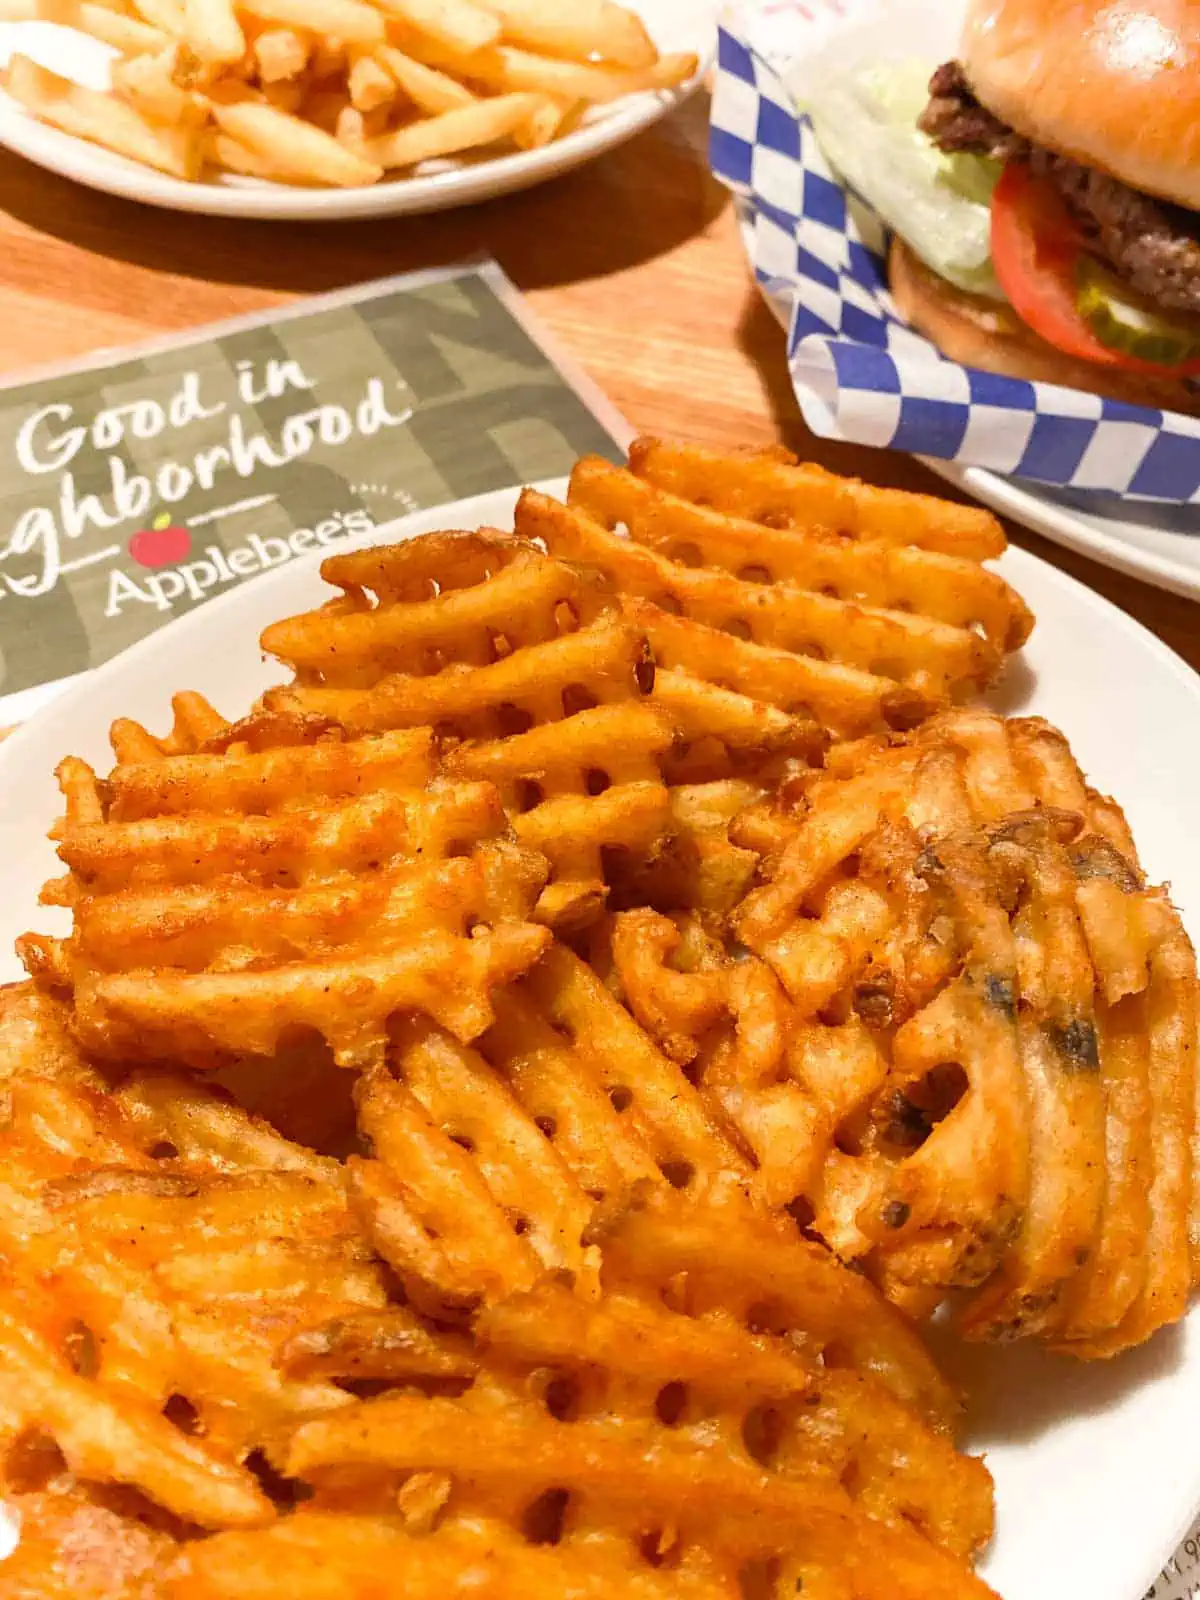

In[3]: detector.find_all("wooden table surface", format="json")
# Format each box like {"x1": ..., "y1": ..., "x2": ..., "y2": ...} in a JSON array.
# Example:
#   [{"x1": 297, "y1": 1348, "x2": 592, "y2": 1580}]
[{"x1": 1, "y1": 88, "x2": 1198, "y2": 674}]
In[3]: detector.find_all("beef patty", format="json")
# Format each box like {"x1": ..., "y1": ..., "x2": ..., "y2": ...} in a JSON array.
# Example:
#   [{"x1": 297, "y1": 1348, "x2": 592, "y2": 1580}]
[{"x1": 918, "y1": 61, "x2": 1200, "y2": 315}]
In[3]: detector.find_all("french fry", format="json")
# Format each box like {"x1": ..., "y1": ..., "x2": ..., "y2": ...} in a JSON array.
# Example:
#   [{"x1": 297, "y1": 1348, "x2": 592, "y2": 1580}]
[
  {"x1": 111, "y1": 49, "x2": 197, "y2": 122},
  {"x1": 423, "y1": 41, "x2": 699, "y2": 102},
  {"x1": 211, "y1": 96, "x2": 383, "y2": 183},
  {"x1": 376, "y1": 43, "x2": 475, "y2": 113},
  {"x1": 362, "y1": 89, "x2": 542, "y2": 168},
  {"x1": 240, "y1": 0, "x2": 383, "y2": 48},
  {"x1": 39, "y1": 0, "x2": 171, "y2": 49},
  {"x1": 252, "y1": 25, "x2": 309, "y2": 80},
  {"x1": 347, "y1": 51, "x2": 395, "y2": 111},
  {"x1": 301, "y1": 85, "x2": 351, "y2": 130},
  {"x1": 1, "y1": 0, "x2": 695, "y2": 188},
  {"x1": 5, "y1": 55, "x2": 203, "y2": 177},
  {"x1": 307, "y1": 34, "x2": 347, "y2": 76},
  {"x1": 334, "y1": 102, "x2": 367, "y2": 147},
  {"x1": 479, "y1": 0, "x2": 657, "y2": 69},
  {"x1": 262, "y1": 75, "x2": 305, "y2": 110},
  {"x1": 129, "y1": 0, "x2": 184, "y2": 33},
  {"x1": 512, "y1": 91, "x2": 575, "y2": 150},
  {"x1": 182, "y1": 0, "x2": 245, "y2": 65},
  {"x1": 203, "y1": 74, "x2": 262, "y2": 104},
  {"x1": 381, "y1": 0, "x2": 499, "y2": 55},
  {"x1": 335, "y1": 100, "x2": 388, "y2": 147}
]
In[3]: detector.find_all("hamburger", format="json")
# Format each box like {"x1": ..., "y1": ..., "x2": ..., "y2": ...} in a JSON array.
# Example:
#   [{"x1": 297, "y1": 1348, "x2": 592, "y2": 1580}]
[{"x1": 808, "y1": 0, "x2": 1200, "y2": 412}]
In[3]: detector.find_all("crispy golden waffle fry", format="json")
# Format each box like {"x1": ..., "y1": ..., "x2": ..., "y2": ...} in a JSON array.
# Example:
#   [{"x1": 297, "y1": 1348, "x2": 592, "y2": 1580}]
[
  {"x1": 611, "y1": 710, "x2": 1197, "y2": 1353},
  {"x1": 0, "y1": 986, "x2": 994, "y2": 1600},
  {"x1": 160, "y1": 1515, "x2": 739, "y2": 1600},
  {"x1": 22, "y1": 707, "x2": 551, "y2": 1067},
  {"x1": 264, "y1": 1199, "x2": 992, "y2": 1599},
  {"x1": 626, "y1": 438, "x2": 1008, "y2": 559},
  {"x1": 270, "y1": 1194, "x2": 991, "y2": 1590},
  {"x1": 257, "y1": 530, "x2": 821, "y2": 928},
  {"x1": 0, "y1": 992, "x2": 390, "y2": 1532},
  {"x1": 514, "y1": 441, "x2": 1030, "y2": 739},
  {"x1": 258, "y1": 535, "x2": 679, "y2": 929},
  {"x1": 10, "y1": 437, "x2": 1198, "y2": 1600}
]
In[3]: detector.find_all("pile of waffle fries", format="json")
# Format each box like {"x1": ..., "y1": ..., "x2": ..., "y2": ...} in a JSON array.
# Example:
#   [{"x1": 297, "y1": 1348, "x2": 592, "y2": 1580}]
[{"x1": 3, "y1": 439, "x2": 1195, "y2": 1598}]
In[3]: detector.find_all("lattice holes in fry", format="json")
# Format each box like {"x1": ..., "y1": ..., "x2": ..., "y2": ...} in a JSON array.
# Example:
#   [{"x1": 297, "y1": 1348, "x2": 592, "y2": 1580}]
[
  {"x1": 605, "y1": 710, "x2": 1198, "y2": 1355},
  {"x1": 520, "y1": 439, "x2": 1033, "y2": 738},
  {"x1": 259, "y1": 529, "x2": 822, "y2": 929},
  {"x1": 0, "y1": 984, "x2": 997, "y2": 1600},
  {"x1": 8, "y1": 435, "x2": 1197, "y2": 1600},
  {"x1": 20, "y1": 689, "x2": 551, "y2": 1069}
]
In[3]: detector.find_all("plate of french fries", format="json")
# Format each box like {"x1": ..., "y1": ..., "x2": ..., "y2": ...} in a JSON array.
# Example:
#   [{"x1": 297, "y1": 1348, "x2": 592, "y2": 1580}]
[
  {"x1": 0, "y1": 0, "x2": 709, "y2": 215},
  {"x1": 1, "y1": 439, "x2": 1199, "y2": 1600}
]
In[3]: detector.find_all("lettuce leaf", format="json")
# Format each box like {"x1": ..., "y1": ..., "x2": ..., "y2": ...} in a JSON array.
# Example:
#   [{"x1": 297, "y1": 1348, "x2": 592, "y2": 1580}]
[{"x1": 806, "y1": 59, "x2": 1005, "y2": 300}]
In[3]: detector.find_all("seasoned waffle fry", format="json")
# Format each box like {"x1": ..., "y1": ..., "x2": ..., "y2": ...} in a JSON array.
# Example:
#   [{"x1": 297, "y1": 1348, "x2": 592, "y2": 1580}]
[
  {"x1": 160, "y1": 1515, "x2": 741, "y2": 1600},
  {"x1": 521, "y1": 489, "x2": 997, "y2": 696},
  {"x1": 681, "y1": 709, "x2": 1197, "y2": 1350},
  {"x1": 570, "y1": 454, "x2": 1032, "y2": 652},
  {"x1": 260, "y1": 531, "x2": 817, "y2": 929},
  {"x1": 0, "y1": 983, "x2": 994, "y2": 1600},
  {"x1": 23, "y1": 700, "x2": 551, "y2": 1066},
  {"x1": 9, "y1": 436, "x2": 1198, "y2": 1600},
  {"x1": 261, "y1": 538, "x2": 676, "y2": 928},
  {"x1": 0, "y1": 991, "x2": 390, "y2": 1531},
  {"x1": 514, "y1": 448, "x2": 1027, "y2": 742},
  {"x1": 628, "y1": 438, "x2": 1007, "y2": 559}
]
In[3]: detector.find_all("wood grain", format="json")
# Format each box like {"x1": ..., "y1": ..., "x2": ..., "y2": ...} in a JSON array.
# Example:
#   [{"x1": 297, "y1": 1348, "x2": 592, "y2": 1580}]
[{"x1": 0, "y1": 90, "x2": 1196, "y2": 676}]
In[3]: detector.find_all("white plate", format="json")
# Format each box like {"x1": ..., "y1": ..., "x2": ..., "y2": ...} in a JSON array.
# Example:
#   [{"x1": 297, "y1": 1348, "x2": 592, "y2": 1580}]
[
  {"x1": 926, "y1": 458, "x2": 1200, "y2": 604},
  {"x1": 0, "y1": 482, "x2": 1198, "y2": 1600},
  {"x1": 0, "y1": 1, "x2": 713, "y2": 219}
]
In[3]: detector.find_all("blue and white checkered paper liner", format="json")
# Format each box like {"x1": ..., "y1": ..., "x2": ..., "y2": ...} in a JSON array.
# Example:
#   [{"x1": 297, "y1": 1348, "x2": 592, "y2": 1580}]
[{"x1": 710, "y1": 20, "x2": 1200, "y2": 505}]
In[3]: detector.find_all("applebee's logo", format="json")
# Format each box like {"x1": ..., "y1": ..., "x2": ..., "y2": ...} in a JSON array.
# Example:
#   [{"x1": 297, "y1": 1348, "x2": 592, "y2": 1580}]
[
  {"x1": 105, "y1": 508, "x2": 380, "y2": 617},
  {"x1": 128, "y1": 513, "x2": 193, "y2": 569}
]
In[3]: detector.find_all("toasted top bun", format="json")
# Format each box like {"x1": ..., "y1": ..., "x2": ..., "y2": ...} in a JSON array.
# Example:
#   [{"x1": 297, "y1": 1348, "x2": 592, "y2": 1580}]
[
  {"x1": 962, "y1": 0, "x2": 1200, "y2": 210},
  {"x1": 889, "y1": 238, "x2": 1200, "y2": 415}
]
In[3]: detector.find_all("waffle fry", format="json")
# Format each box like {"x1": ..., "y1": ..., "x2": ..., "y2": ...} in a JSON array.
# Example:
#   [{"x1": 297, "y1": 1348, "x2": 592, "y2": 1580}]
[
  {"x1": 512, "y1": 442, "x2": 1030, "y2": 740},
  {"x1": 623, "y1": 708, "x2": 1197, "y2": 1353},
  {"x1": 259, "y1": 536, "x2": 676, "y2": 930},
  {"x1": 260, "y1": 530, "x2": 821, "y2": 929},
  {"x1": 0, "y1": 989, "x2": 390, "y2": 1531},
  {"x1": 9, "y1": 437, "x2": 1198, "y2": 1600},
  {"x1": 626, "y1": 438, "x2": 1008, "y2": 559},
  {"x1": 0, "y1": 983, "x2": 993, "y2": 1600},
  {"x1": 271, "y1": 1193, "x2": 991, "y2": 1596},
  {"x1": 161, "y1": 1515, "x2": 739, "y2": 1600},
  {"x1": 22, "y1": 706, "x2": 551, "y2": 1067}
]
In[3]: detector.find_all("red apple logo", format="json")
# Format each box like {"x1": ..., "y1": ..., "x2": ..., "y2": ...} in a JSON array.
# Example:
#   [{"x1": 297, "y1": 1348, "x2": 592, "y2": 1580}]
[{"x1": 128, "y1": 513, "x2": 191, "y2": 569}]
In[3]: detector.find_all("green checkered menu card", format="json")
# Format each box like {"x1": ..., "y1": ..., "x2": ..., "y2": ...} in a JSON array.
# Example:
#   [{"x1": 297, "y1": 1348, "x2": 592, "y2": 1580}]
[{"x1": 0, "y1": 261, "x2": 630, "y2": 723}]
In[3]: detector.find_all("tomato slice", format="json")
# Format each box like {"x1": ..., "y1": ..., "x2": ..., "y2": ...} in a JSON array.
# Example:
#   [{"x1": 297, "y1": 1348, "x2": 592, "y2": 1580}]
[{"x1": 990, "y1": 161, "x2": 1200, "y2": 376}]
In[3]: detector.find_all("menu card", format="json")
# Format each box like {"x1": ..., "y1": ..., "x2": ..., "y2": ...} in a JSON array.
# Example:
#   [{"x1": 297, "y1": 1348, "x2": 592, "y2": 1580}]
[{"x1": 0, "y1": 260, "x2": 630, "y2": 723}]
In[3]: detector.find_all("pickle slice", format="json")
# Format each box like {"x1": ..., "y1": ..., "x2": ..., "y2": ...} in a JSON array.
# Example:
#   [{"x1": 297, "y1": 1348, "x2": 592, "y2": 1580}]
[{"x1": 1077, "y1": 258, "x2": 1200, "y2": 366}]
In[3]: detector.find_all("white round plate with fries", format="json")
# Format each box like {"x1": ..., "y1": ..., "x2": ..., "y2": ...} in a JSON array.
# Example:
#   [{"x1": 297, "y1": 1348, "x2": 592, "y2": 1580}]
[
  {"x1": 0, "y1": 0, "x2": 711, "y2": 217},
  {"x1": 0, "y1": 479, "x2": 1199, "y2": 1600}
]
